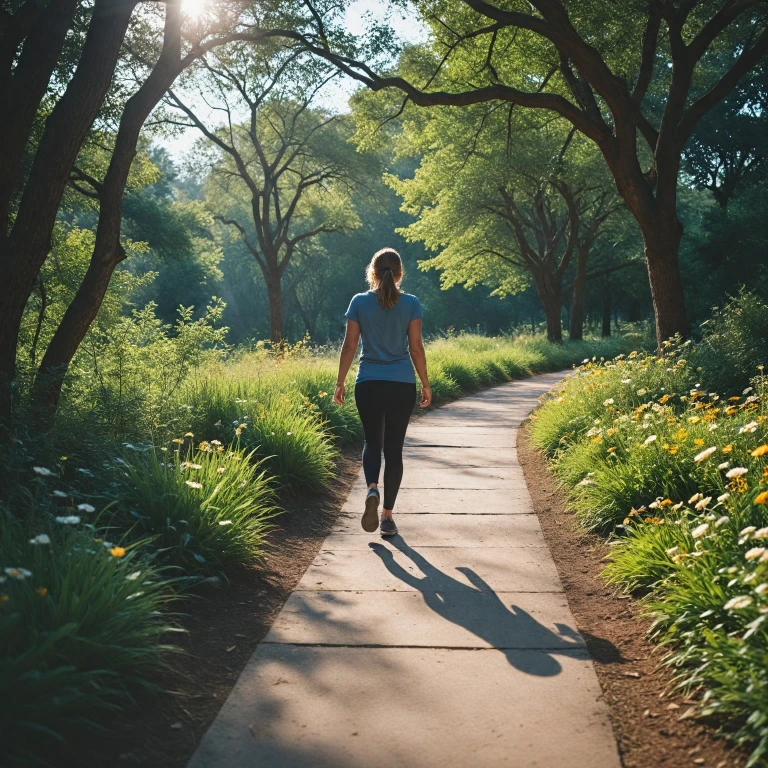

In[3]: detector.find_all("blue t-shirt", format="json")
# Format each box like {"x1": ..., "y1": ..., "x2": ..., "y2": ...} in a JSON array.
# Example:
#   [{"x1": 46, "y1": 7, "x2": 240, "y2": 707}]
[{"x1": 345, "y1": 290, "x2": 423, "y2": 383}]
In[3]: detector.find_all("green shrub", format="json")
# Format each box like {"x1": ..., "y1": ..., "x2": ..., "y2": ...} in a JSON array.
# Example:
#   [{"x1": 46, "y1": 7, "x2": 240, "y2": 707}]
[
  {"x1": 113, "y1": 442, "x2": 278, "y2": 577},
  {"x1": 0, "y1": 519, "x2": 175, "y2": 765}
]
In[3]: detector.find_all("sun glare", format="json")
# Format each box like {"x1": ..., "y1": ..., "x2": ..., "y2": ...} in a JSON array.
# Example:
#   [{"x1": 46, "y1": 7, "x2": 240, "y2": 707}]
[{"x1": 182, "y1": 0, "x2": 207, "y2": 20}]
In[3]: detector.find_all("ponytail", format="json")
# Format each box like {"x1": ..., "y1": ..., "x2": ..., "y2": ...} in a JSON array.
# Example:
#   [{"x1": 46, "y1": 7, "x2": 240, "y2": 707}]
[{"x1": 366, "y1": 248, "x2": 403, "y2": 309}]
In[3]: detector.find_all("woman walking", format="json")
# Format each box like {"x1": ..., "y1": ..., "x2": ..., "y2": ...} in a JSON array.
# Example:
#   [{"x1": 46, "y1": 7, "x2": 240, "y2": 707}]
[{"x1": 334, "y1": 248, "x2": 431, "y2": 536}]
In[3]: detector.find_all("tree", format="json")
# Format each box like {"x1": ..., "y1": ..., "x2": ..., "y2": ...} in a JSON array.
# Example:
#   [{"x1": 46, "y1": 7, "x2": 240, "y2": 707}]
[
  {"x1": 167, "y1": 47, "x2": 363, "y2": 341},
  {"x1": 295, "y1": 0, "x2": 768, "y2": 349},
  {"x1": 382, "y1": 105, "x2": 626, "y2": 341}
]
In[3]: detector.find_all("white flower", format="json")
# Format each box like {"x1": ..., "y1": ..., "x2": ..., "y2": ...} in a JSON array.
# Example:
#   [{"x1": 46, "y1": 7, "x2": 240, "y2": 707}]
[
  {"x1": 76, "y1": 503, "x2": 96, "y2": 513},
  {"x1": 210, "y1": 440, "x2": 222, "y2": 446},
  {"x1": 603, "y1": 398, "x2": 615, "y2": 406},
  {"x1": 577, "y1": 478, "x2": 593, "y2": 486},
  {"x1": 689, "y1": 493, "x2": 703, "y2": 505},
  {"x1": 755, "y1": 584, "x2": 768, "y2": 595},
  {"x1": 125, "y1": 571, "x2": 142, "y2": 581},
  {"x1": 691, "y1": 523, "x2": 709, "y2": 538},
  {"x1": 666, "y1": 546, "x2": 679, "y2": 556},
  {"x1": 708, "y1": 424, "x2": 719, "y2": 431},
  {"x1": 28, "y1": 534, "x2": 51, "y2": 546},
  {"x1": 76, "y1": 468, "x2": 94, "y2": 476},
  {"x1": 55, "y1": 515, "x2": 80, "y2": 525},
  {"x1": 694, "y1": 447, "x2": 717, "y2": 462},
  {"x1": 4, "y1": 567, "x2": 32, "y2": 580},
  {"x1": 753, "y1": 527, "x2": 768, "y2": 540},
  {"x1": 741, "y1": 526, "x2": 757, "y2": 537},
  {"x1": 287, "y1": 431, "x2": 292, "y2": 436},
  {"x1": 644, "y1": 434, "x2": 657, "y2": 445},
  {"x1": 743, "y1": 387, "x2": 753, "y2": 395},
  {"x1": 218, "y1": 520, "x2": 233, "y2": 526},
  {"x1": 621, "y1": 378, "x2": 631, "y2": 384},
  {"x1": 724, "y1": 595, "x2": 753, "y2": 610},
  {"x1": 216, "y1": 467, "x2": 226, "y2": 474},
  {"x1": 718, "y1": 462, "x2": 730, "y2": 470},
  {"x1": 637, "y1": 388, "x2": 648, "y2": 396},
  {"x1": 33, "y1": 466, "x2": 53, "y2": 477},
  {"x1": 745, "y1": 547, "x2": 766, "y2": 561},
  {"x1": 695, "y1": 496, "x2": 712, "y2": 511},
  {"x1": 52, "y1": 490, "x2": 68, "y2": 498},
  {"x1": 185, "y1": 480, "x2": 203, "y2": 490},
  {"x1": 739, "y1": 421, "x2": 759, "y2": 434},
  {"x1": 715, "y1": 516, "x2": 730, "y2": 527},
  {"x1": 726, "y1": 467, "x2": 748, "y2": 478},
  {"x1": 717, "y1": 492, "x2": 730, "y2": 502}
]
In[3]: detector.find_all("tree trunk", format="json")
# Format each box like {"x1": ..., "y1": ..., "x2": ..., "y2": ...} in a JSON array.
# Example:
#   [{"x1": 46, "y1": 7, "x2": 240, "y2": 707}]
[
  {"x1": 641, "y1": 220, "x2": 689, "y2": 349},
  {"x1": 0, "y1": 0, "x2": 137, "y2": 427},
  {"x1": 601, "y1": 287, "x2": 612, "y2": 337},
  {"x1": 533, "y1": 273, "x2": 563, "y2": 343},
  {"x1": 568, "y1": 244, "x2": 588, "y2": 341},
  {"x1": 266, "y1": 270, "x2": 284, "y2": 342},
  {"x1": 30, "y1": 1, "x2": 183, "y2": 422}
]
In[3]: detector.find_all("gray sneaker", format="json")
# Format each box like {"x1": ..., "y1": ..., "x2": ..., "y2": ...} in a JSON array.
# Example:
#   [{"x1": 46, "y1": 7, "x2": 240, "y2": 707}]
[
  {"x1": 380, "y1": 515, "x2": 398, "y2": 537},
  {"x1": 362, "y1": 487, "x2": 380, "y2": 532}
]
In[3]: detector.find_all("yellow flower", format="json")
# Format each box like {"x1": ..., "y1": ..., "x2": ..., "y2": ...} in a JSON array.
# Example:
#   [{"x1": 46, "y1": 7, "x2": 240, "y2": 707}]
[
  {"x1": 60, "y1": 456, "x2": 67, "y2": 461},
  {"x1": 318, "y1": 391, "x2": 328, "y2": 398},
  {"x1": 109, "y1": 546, "x2": 126, "y2": 558},
  {"x1": 722, "y1": 444, "x2": 733, "y2": 454},
  {"x1": 184, "y1": 432, "x2": 194, "y2": 438},
  {"x1": 238, "y1": 423, "x2": 247, "y2": 430},
  {"x1": 751, "y1": 445, "x2": 768, "y2": 458},
  {"x1": 172, "y1": 438, "x2": 184, "y2": 445},
  {"x1": 725, "y1": 406, "x2": 738, "y2": 416},
  {"x1": 607, "y1": 446, "x2": 617, "y2": 453},
  {"x1": 660, "y1": 499, "x2": 673, "y2": 507},
  {"x1": 755, "y1": 491, "x2": 768, "y2": 505},
  {"x1": 35, "y1": 587, "x2": 48, "y2": 597},
  {"x1": 693, "y1": 438, "x2": 704, "y2": 446},
  {"x1": 658, "y1": 394, "x2": 672, "y2": 404},
  {"x1": 688, "y1": 416, "x2": 700, "y2": 424},
  {"x1": 728, "y1": 396, "x2": 741, "y2": 402},
  {"x1": 676, "y1": 428, "x2": 688, "y2": 441},
  {"x1": 668, "y1": 446, "x2": 679, "y2": 455}
]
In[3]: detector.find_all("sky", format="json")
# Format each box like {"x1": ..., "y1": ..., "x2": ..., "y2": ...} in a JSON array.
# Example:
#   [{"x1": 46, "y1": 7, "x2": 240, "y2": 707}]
[{"x1": 160, "y1": 0, "x2": 426, "y2": 159}]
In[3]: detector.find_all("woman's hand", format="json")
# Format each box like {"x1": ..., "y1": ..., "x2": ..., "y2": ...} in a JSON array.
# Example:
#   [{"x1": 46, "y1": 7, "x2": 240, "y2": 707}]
[
  {"x1": 334, "y1": 383, "x2": 346, "y2": 405},
  {"x1": 419, "y1": 384, "x2": 432, "y2": 408}
]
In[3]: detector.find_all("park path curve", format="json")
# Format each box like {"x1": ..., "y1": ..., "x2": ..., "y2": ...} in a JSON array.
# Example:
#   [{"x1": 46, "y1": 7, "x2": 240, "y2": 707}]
[{"x1": 187, "y1": 371, "x2": 621, "y2": 768}]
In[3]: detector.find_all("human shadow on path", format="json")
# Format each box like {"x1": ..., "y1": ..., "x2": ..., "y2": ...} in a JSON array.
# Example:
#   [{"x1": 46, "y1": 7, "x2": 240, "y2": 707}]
[{"x1": 369, "y1": 536, "x2": 584, "y2": 676}]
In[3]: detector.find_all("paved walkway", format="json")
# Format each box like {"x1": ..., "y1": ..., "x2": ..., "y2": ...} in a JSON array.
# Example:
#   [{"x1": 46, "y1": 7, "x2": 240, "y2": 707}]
[{"x1": 188, "y1": 372, "x2": 621, "y2": 768}]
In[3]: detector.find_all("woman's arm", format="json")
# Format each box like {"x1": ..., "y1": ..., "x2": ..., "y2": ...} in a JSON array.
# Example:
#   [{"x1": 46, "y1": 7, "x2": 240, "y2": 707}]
[
  {"x1": 334, "y1": 319, "x2": 361, "y2": 405},
  {"x1": 408, "y1": 318, "x2": 431, "y2": 408}
]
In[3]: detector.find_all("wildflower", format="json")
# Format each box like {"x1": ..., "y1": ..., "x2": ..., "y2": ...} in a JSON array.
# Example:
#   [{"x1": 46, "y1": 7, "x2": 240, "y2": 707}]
[
  {"x1": 218, "y1": 520, "x2": 233, "y2": 526},
  {"x1": 689, "y1": 493, "x2": 703, "y2": 504},
  {"x1": 109, "y1": 547, "x2": 126, "y2": 558},
  {"x1": 666, "y1": 546, "x2": 679, "y2": 556},
  {"x1": 693, "y1": 438, "x2": 704, "y2": 446},
  {"x1": 753, "y1": 527, "x2": 768, "y2": 539},
  {"x1": 185, "y1": 480, "x2": 203, "y2": 490},
  {"x1": 695, "y1": 497, "x2": 712, "y2": 511},
  {"x1": 216, "y1": 467, "x2": 226, "y2": 474},
  {"x1": 621, "y1": 378, "x2": 632, "y2": 384},
  {"x1": 184, "y1": 432, "x2": 194, "y2": 438},
  {"x1": 694, "y1": 446, "x2": 717, "y2": 462},
  {"x1": 211, "y1": 440, "x2": 222, "y2": 446},
  {"x1": 740, "y1": 421, "x2": 759, "y2": 434},
  {"x1": 52, "y1": 490, "x2": 68, "y2": 498},
  {"x1": 659, "y1": 394, "x2": 672, "y2": 404},
  {"x1": 743, "y1": 387, "x2": 754, "y2": 395},
  {"x1": 607, "y1": 446, "x2": 617, "y2": 453},
  {"x1": 668, "y1": 446, "x2": 679, "y2": 455},
  {"x1": 718, "y1": 462, "x2": 730, "y2": 470},
  {"x1": 715, "y1": 516, "x2": 730, "y2": 527},
  {"x1": 32, "y1": 467, "x2": 53, "y2": 477},
  {"x1": 172, "y1": 438, "x2": 184, "y2": 445},
  {"x1": 691, "y1": 523, "x2": 709, "y2": 538},
  {"x1": 76, "y1": 503, "x2": 96, "y2": 513},
  {"x1": 55, "y1": 516, "x2": 80, "y2": 525},
  {"x1": 35, "y1": 587, "x2": 48, "y2": 597},
  {"x1": 660, "y1": 499, "x2": 673, "y2": 507},
  {"x1": 755, "y1": 491, "x2": 768, "y2": 505},
  {"x1": 28, "y1": 534, "x2": 51, "y2": 546},
  {"x1": 318, "y1": 391, "x2": 328, "y2": 398},
  {"x1": 755, "y1": 584, "x2": 768, "y2": 595},
  {"x1": 577, "y1": 478, "x2": 593, "y2": 486},
  {"x1": 717, "y1": 492, "x2": 730, "y2": 502},
  {"x1": 751, "y1": 445, "x2": 768, "y2": 457},
  {"x1": 726, "y1": 467, "x2": 748, "y2": 478},
  {"x1": 725, "y1": 406, "x2": 738, "y2": 416},
  {"x1": 4, "y1": 567, "x2": 32, "y2": 580},
  {"x1": 637, "y1": 388, "x2": 648, "y2": 396},
  {"x1": 722, "y1": 444, "x2": 733, "y2": 454},
  {"x1": 741, "y1": 526, "x2": 757, "y2": 537},
  {"x1": 126, "y1": 571, "x2": 141, "y2": 580},
  {"x1": 724, "y1": 595, "x2": 753, "y2": 610},
  {"x1": 644, "y1": 434, "x2": 657, "y2": 445},
  {"x1": 181, "y1": 462, "x2": 203, "y2": 470},
  {"x1": 747, "y1": 547, "x2": 767, "y2": 561},
  {"x1": 603, "y1": 398, "x2": 614, "y2": 406}
]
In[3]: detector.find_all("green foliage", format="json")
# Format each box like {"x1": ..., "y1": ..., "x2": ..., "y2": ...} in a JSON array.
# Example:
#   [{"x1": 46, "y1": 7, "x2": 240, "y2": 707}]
[
  {"x1": 0, "y1": 518, "x2": 176, "y2": 766},
  {"x1": 530, "y1": 294, "x2": 768, "y2": 762},
  {"x1": 113, "y1": 443, "x2": 278, "y2": 578}
]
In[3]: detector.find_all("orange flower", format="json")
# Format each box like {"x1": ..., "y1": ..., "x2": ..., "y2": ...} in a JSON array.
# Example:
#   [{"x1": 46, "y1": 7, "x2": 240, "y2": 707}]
[
  {"x1": 109, "y1": 546, "x2": 126, "y2": 558},
  {"x1": 722, "y1": 444, "x2": 733, "y2": 454},
  {"x1": 694, "y1": 438, "x2": 704, "y2": 446},
  {"x1": 755, "y1": 491, "x2": 768, "y2": 505},
  {"x1": 660, "y1": 499, "x2": 673, "y2": 507},
  {"x1": 35, "y1": 587, "x2": 48, "y2": 597},
  {"x1": 751, "y1": 445, "x2": 768, "y2": 458}
]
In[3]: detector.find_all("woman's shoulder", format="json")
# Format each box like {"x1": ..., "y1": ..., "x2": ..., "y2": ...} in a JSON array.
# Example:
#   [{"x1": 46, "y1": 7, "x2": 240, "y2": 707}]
[{"x1": 400, "y1": 292, "x2": 420, "y2": 302}]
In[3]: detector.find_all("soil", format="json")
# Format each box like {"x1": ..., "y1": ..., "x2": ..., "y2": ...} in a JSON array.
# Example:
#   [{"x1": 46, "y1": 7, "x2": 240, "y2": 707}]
[
  {"x1": 517, "y1": 423, "x2": 746, "y2": 768},
  {"x1": 81, "y1": 447, "x2": 362, "y2": 768}
]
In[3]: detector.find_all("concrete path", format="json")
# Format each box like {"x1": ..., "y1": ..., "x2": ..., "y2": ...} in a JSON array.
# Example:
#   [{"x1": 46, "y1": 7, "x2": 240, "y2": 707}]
[{"x1": 187, "y1": 372, "x2": 621, "y2": 768}]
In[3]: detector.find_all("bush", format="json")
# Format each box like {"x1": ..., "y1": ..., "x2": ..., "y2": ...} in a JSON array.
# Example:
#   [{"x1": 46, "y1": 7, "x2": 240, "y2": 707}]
[
  {"x1": 113, "y1": 442, "x2": 278, "y2": 577},
  {"x1": 530, "y1": 295, "x2": 768, "y2": 762},
  {"x1": 0, "y1": 519, "x2": 175, "y2": 765}
]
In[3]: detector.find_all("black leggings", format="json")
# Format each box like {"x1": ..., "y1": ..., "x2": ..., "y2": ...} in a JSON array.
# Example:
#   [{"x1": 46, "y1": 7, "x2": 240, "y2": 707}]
[{"x1": 354, "y1": 380, "x2": 417, "y2": 510}]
